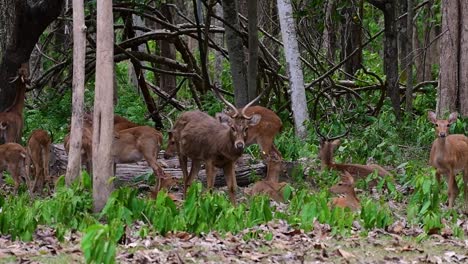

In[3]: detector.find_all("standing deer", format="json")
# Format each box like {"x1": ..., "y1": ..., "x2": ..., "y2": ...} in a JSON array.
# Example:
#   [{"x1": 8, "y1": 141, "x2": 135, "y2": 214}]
[
  {"x1": 428, "y1": 111, "x2": 468, "y2": 209},
  {"x1": 172, "y1": 92, "x2": 263, "y2": 205},
  {"x1": 317, "y1": 128, "x2": 390, "y2": 180},
  {"x1": 0, "y1": 143, "x2": 28, "y2": 192},
  {"x1": 26, "y1": 129, "x2": 51, "y2": 193},
  {"x1": 0, "y1": 63, "x2": 29, "y2": 144},
  {"x1": 329, "y1": 171, "x2": 361, "y2": 211}
]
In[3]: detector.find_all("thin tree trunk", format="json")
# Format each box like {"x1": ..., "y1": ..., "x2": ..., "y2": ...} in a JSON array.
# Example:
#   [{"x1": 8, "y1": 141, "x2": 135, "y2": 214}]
[
  {"x1": 213, "y1": 3, "x2": 224, "y2": 84},
  {"x1": 65, "y1": 0, "x2": 86, "y2": 185},
  {"x1": 398, "y1": 0, "x2": 408, "y2": 80},
  {"x1": 437, "y1": 0, "x2": 459, "y2": 116},
  {"x1": 247, "y1": 0, "x2": 259, "y2": 101},
  {"x1": 322, "y1": 0, "x2": 336, "y2": 62},
  {"x1": 405, "y1": 0, "x2": 414, "y2": 113},
  {"x1": 93, "y1": 0, "x2": 114, "y2": 212},
  {"x1": 343, "y1": 1, "x2": 363, "y2": 76},
  {"x1": 221, "y1": 0, "x2": 248, "y2": 107},
  {"x1": 459, "y1": 0, "x2": 468, "y2": 116},
  {"x1": 159, "y1": 3, "x2": 177, "y2": 94},
  {"x1": 277, "y1": 0, "x2": 309, "y2": 139}
]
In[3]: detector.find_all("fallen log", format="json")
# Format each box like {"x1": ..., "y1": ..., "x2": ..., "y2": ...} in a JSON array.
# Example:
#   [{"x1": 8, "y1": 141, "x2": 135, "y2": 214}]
[{"x1": 50, "y1": 144, "x2": 267, "y2": 187}]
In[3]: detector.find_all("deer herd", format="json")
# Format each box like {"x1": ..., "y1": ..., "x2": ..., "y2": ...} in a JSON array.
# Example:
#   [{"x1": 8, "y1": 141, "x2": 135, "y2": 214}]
[{"x1": 0, "y1": 64, "x2": 467, "y2": 212}]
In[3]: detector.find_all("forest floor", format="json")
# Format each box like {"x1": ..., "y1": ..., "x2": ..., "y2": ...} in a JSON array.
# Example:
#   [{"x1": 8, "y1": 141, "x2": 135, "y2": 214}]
[{"x1": 0, "y1": 184, "x2": 467, "y2": 264}]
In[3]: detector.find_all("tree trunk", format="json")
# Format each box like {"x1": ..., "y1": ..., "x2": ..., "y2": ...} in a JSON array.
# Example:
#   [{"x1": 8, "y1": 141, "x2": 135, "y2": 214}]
[
  {"x1": 128, "y1": 15, "x2": 145, "y2": 89},
  {"x1": 398, "y1": 0, "x2": 408, "y2": 81},
  {"x1": 343, "y1": 1, "x2": 363, "y2": 76},
  {"x1": 322, "y1": 0, "x2": 336, "y2": 62},
  {"x1": 213, "y1": 3, "x2": 224, "y2": 84},
  {"x1": 405, "y1": 0, "x2": 414, "y2": 113},
  {"x1": 0, "y1": 0, "x2": 64, "y2": 111},
  {"x1": 221, "y1": 0, "x2": 248, "y2": 107},
  {"x1": 159, "y1": 3, "x2": 177, "y2": 95},
  {"x1": 277, "y1": 0, "x2": 309, "y2": 139},
  {"x1": 459, "y1": 1, "x2": 468, "y2": 116},
  {"x1": 247, "y1": 0, "x2": 259, "y2": 101},
  {"x1": 437, "y1": 0, "x2": 459, "y2": 116},
  {"x1": 93, "y1": 0, "x2": 114, "y2": 212},
  {"x1": 65, "y1": 0, "x2": 86, "y2": 185}
]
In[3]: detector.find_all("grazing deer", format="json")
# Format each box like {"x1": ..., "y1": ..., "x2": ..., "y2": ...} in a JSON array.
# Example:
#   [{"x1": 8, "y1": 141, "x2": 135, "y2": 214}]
[
  {"x1": 0, "y1": 63, "x2": 29, "y2": 144},
  {"x1": 0, "y1": 143, "x2": 28, "y2": 192},
  {"x1": 172, "y1": 92, "x2": 263, "y2": 205},
  {"x1": 246, "y1": 180, "x2": 288, "y2": 202},
  {"x1": 330, "y1": 171, "x2": 361, "y2": 211},
  {"x1": 317, "y1": 127, "x2": 390, "y2": 180},
  {"x1": 26, "y1": 129, "x2": 51, "y2": 193},
  {"x1": 428, "y1": 111, "x2": 468, "y2": 209}
]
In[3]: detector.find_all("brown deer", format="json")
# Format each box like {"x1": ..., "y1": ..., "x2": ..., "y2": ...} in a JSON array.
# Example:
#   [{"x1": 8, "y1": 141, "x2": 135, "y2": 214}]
[
  {"x1": 26, "y1": 129, "x2": 51, "y2": 193},
  {"x1": 0, "y1": 63, "x2": 29, "y2": 144},
  {"x1": 64, "y1": 115, "x2": 94, "y2": 173},
  {"x1": 0, "y1": 143, "x2": 28, "y2": 192},
  {"x1": 329, "y1": 171, "x2": 361, "y2": 211},
  {"x1": 428, "y1": 111, "x2": 468, "y2": 209},
  {"x1": 172, "y1": 91, "x2": 263, "y2": 205},
  {"x1": 317, "y1": 125, "x2": 390, "y2": 180},
  {"x1": 245, "y1": 180, "x2": 288, "y2": 203}
]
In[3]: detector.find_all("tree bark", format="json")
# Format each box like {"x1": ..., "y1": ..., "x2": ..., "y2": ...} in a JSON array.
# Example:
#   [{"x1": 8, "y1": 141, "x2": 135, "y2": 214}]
[
  {"x1": 65, "y1": 0, "x2": 86, "y2": 185},
  {"x1": 213, "y1": 3, "x2": 224, "y2": 84},
  {"x1": 398, "y1": 0, "x2": 408, "y2": 80},
  {"x1": 93, "y1": 0, "x2": 114, "y2": 212},
  {"x1": 277, "y1": 0, "x2": 309, "y2": 139},
  {"x1": 247, "y1": 0, "x2": 259, "y2": 101},
  {"x1": 405, "y1": 0, "x2": 414, "y2": 113},
  {"x1": 459, "y1": 0, "x2": 468, "y2": 116},
  {"x1": 343, "y1": 1, "x2": 363, "y2": 76},
  {"x1": 221, "y1": 0, "x2": 248, "y2": 107},
  {"x1": 0, "y1": 0, "x2": 64, "y2": 111},
  {"x1": 0, "y1": 0, "x2": 15, "y2": 62},
  {"x1": 437, "y1": 0, "x2": 459, "y2": 116},
  {"x1": 159, "y1": 3, "x2": 177, "y2": 94},
  {"x1": 322, "y1": 0, "x2": 336, "y2": 62}
]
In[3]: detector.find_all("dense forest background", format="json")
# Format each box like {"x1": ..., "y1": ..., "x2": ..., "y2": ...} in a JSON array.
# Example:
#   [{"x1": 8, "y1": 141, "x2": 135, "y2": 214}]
[{"x1": 0, "y1": 0, "x2": 468, "y2": 263}]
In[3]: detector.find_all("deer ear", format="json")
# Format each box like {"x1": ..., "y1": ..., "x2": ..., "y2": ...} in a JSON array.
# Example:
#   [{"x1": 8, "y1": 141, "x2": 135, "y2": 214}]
[
  {"x1": 331, "y1": 139, "x2": 341, "y2": 147},
  {"x1": 428, "y1": 111, "x2": 437, "y2": 124},
  {"x1": 448, "y1": 112, "x2": 458, "y2": 124},
  {"x1": 248, "y1": 114, "x2": 261, "y2": 126},
  {"x1": 216, "y1": 113, "x2": 232, "y2": 126}
]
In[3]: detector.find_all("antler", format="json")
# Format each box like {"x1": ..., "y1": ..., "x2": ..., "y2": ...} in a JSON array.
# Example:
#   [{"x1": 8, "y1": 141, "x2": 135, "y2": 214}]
[
  {"x1": 240, "y1": 89, "x2": 265, "y2": 120},
  {"x1": 213, "y1": 83, "x2": 239, "y2": 117}
]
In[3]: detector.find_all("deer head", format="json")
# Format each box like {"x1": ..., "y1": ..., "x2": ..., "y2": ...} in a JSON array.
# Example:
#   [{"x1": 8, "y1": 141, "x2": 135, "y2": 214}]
[{"x1": 428, "y1": 111, "x2": 457, "y2": 138}]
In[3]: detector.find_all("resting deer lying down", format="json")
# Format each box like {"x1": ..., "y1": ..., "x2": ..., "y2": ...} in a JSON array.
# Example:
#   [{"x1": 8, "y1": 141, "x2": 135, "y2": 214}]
[
  {"x1": 330, "y1": 171, "x2": 361, "y2": 211},
  {"x1": 26, "y1": 129, "x2": 51, "y2": 193},
  {"x1": 0, "y1": 143, "x2": 28, "y2": 192},
  {"x1": 428, "y1": 111, "x2": 468, "y2": 209},
  {"x1": 245, "y1": 180, "x2": 288, "y2": 203},
  {"x1": 319, "y1": 138, "x2": 390, "y2": 180},
  {"x1": 172, "y1": 90, "x2": 263, "y2": 205}
]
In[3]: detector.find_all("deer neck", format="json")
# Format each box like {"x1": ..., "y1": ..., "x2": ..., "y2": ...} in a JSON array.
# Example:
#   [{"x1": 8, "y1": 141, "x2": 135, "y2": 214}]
[
  {"x1": 7, "y1": 81, "x2": 26, "y2": 116},
  {"x1": 320, "y1": 145, "x2": 334, "y2": 169}
]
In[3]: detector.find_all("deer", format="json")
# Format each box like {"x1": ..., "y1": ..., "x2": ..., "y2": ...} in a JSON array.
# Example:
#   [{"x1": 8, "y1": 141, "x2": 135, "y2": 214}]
[
  {"x1": 428, "y1": 111, "x2": 468, "y2": 209},
  {"x1": 245, "y1": 180, "x2": 288, "y2": 203},
  {"x1": 165, "y1": 87, "x2": 284, "y2": 183},
  {"x1": 0, "y1": 63, "x2": 29, "y2": 144},
  {"x1": 317, "y1": 128, "x2": 391, "y2": 181},
  {"x1": 0, "y1": 143, "x2": 28, "y2": 192},
  {"x1": 26, "y1": 129, "x2": 51, "y2": 194},
  {"x1": 329, "y1": 171, "x2": 361, "y2": 211},
  {"x1": 171, "y1": 90, "x2": 263, "y2": 205}
]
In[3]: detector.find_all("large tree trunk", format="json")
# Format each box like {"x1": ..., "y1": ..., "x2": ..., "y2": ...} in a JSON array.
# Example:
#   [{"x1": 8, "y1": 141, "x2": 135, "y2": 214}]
[
  {"x1": 343, "y1": 1, "x2": 363, "y2": 77},
  {"x1": 65, "y1": 0, "x2": 86, "y2": 185},
  {"x1": 221, "y1": 0, "x2": 249, "y2": 107},
  {"x1": 247, "y1": 0, "x2": 259, "y2": 101},
  {"x1": 0, "y1": 0, "x2": 64, "y2": 111},
  {"x1": 159, "y1": 3, "x2": 177, "y2": 95},
  {"x1": 277, "y1": 0, "x2": 309, "y2": 139},
  {"x1": 93, "y1": 0, "x2": 114, "y2": 212},
  {"x1": 437, "y1": 0, "x2": 459, "y2": 116},
  {"x1": 213, "y1": 3, "x2": 224, "y2": 84}
]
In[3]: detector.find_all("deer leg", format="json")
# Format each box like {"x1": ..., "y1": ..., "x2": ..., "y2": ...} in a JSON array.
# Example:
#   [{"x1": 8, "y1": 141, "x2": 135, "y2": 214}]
[
  {"x1": 463, "y1": 169, "x2": 468, "y2": 212},
  {"x1": 205, "y1": 161, "x2": 216, "y2": 190},
  {"x1": 447, "y1": 171, "x2": 458, "y2": 208},
  {"x1": 223, "y1": 162, "x2": 237, "y2": 206},
  {"x1": 185, "y1": 160, "x2": 201, "y2": 196},
  {"x1": 179, "y1": 155, "x2": 189, "y2": 195},
  {"x1": 258, "y1": 138, "x2": 282, "y2": 183},
  {"x1": 435, "y1": 170, "x2": 442, "y2": 184},
  {"x1": 9, "y1": 165, "x2": 21, "y2": 194}
]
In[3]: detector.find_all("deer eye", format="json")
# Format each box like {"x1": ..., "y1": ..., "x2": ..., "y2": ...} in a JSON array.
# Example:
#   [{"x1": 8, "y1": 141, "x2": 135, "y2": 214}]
[
  {"x1": 447, "y1": 124, "x2": 450, "y2": 127},
  {"x1": 231, "y1": 126, "x2": 236, "y2": 132},
  {"x1": 435, "y1": 124, "x2": 439, "y2": 127}
]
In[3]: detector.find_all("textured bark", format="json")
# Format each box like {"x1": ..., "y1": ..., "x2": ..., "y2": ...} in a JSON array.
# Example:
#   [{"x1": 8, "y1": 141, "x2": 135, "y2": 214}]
[
  {"x1": 437, "y1": 0, "x2": 459, "y2": 116},
  {"x1": 213, "y1": 3, "x2": 224, "y2": 84},
  {"x1": 221, "y1": 0, "x2": 248, "y2": 107},
  {"x1": 127, "y1": 15, "x2": 145, "y2": 89},
  {"x1": 405, "y1": 0, "x2": 414, "y2": 113},
  {"x1": 343, "y1": 1, "x2": 363, "y2": 76},
  {"x1": 322, "y1": 0, "x2": 336, "y2": 62},
  {"x1": 93, "y1": 0, "x2": 114, "y2": 212},
  {"x1": 460, "y1": 1, "x2": 468, "y2": 116},
  {"x1": 65, "y1": 0, "x2": 86, "y2": 185},
  {"x1": 0, "y1": 0, "x2": 15, "y2": 64},
  {"x1": 0, "y1": 0, "x2": 64, "y2": 111},
  {"x1": 398, "y1": 0, "x2": 408, "y2": 79},
  {"x1": 277, "y1": 0, "x2": 309, "y2": 139},
  {"x1": 159, "y1": 4, "x2": 177, "y2": 94},
  {"x1": 247, "y1": 0, "x2": 259, "y2": 101}
]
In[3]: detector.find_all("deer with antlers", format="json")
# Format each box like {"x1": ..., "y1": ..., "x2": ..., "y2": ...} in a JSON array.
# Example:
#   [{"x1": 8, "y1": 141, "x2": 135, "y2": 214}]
[
  {"x1": 329, "y1": 171, "x2": 361, "y2": 211},
  {"x1": 26, "y1": 129, "x2": 52, "y2": 194},
  {"x1": 0, "y1": 63, "x2": 29, "y2": 144},
  {"x1": 171, "y1": 90, "x2": 263, "y2": 205},
  {"x1": 428, "y1": 111, "x2": 468, "y2": 209},
  {"x1": 0, "y1": 143, "x2": 28, "y2": 192},
  {"x1": 317, "y1": 128, "x2": 390, "y2": 180}
]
